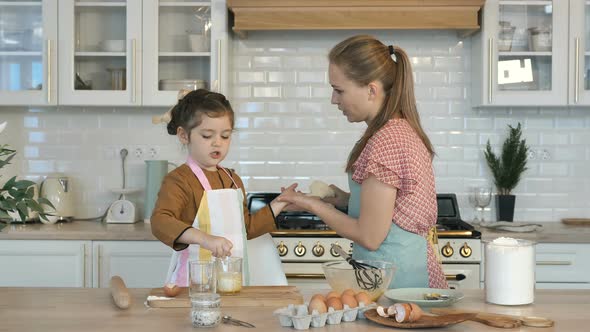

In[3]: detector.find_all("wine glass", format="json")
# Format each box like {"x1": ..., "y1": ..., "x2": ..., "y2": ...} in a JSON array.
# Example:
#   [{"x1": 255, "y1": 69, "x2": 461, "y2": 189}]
[
  {"x1": 467, "y1": 186, "x2": 480, "y2": 222},
  {"x1": 475, "y1": 186, "x2": 493, "y2": 222}
]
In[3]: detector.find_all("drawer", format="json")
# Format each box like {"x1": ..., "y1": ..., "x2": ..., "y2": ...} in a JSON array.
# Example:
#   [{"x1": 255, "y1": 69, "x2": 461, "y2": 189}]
[{"x1": 535, "y1": 244, "x2": 590, "y2": 283}]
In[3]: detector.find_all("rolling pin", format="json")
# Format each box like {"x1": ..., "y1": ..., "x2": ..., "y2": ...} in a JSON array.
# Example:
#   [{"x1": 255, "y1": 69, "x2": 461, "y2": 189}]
[{"x1": 110, "y1": 276, "x2": 131, "y2": 309}]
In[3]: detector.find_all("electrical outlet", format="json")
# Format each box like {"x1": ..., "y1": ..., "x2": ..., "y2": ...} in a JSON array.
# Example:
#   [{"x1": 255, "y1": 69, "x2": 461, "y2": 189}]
[
  {"x1": 540, "y1": 149, "x2": 551, "y2": 161},
  {"x1": 134, "y1": 147, "x2": 144, "y2": 159},
  {"x1": 527, "y1": 150, "x2": 537, "y2": 160},
  {"x1": 148, "y1": 146, "x2": 159, "y2": 159}
]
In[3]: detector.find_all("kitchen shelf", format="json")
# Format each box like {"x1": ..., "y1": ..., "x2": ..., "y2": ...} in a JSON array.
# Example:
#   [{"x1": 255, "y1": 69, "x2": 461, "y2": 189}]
[
  {"x1": 159, "y1": 2, "x2": 211, "y2": 7},
  {"x1": 158, "y1": 52, "x2": 211, "y2": 57},
  {"x1": 498, "y1": 51, "x2": 553, "y2": 56},
  {"x1": 75, "y1": 52, "x2": 126, "y2": 57},
  {"x1": 0, "y1": 1, "x2": 41, "y2": 6},
  {"x1": 75, "y1": 1, "x2": 126, "y2": 7},
  {"x1": 0, "y1": 51, "x2": 42, "y2": 56}
]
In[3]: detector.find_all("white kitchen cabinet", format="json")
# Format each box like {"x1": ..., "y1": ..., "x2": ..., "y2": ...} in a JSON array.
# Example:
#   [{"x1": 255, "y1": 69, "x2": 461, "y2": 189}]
[
  {"x1": 58, "y1": 0, "x2": 142, "y2": 106},
  {"x1": 472, "y1": 0, "x2": 568, "y2": 106},
  {"x1": 142, "y1": 0, "x2": 229, "y2": 106},
  {"x1": 567, "y1": 0, "x2": 590, "y2": 105},
  {"x1": 93, "y1": 240, "x2": 171, "y2": 288},
  {"x1": 0, "y1": 0, "x2": 58, "y2": 106},
  {"x1": 535, "y1": 243, "x2": 590, "y2": 289},
  {"x1": 0, "y1": 240, "x2": 91, "y2": 287}
]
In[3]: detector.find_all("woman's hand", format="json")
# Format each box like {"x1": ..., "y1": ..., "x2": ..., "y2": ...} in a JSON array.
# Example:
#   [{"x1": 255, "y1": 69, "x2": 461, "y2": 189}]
[
  {"x1": 270, "y1": 183, "x2": 298, "y2": 214},
  {"x1": 322, "y1": 184, "x2": 350, "y2": 210},
  {"x1": 201, "y1": 234, "x2": 233, "y2": 257},
  {"x1": 276, "y1": 190, "x2": 327, "y2": 213}
]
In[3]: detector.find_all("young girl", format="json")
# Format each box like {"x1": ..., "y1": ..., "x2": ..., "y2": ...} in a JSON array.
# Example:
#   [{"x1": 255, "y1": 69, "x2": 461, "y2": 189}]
[
  {"x1": 278, "y1": 35, "x2": 447, "y2": 289},
  {"x1": 151, "y1": 89, "x2": 295, "y2": 286}
]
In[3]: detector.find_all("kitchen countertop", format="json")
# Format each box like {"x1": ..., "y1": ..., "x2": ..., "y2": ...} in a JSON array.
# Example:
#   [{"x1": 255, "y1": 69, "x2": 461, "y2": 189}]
[
  {"x1": 0, "y1": 287, "x2": 587, "y2": 331},
  {"x1": 1, "y1": 220, "x2": 589, "y2": 244}
]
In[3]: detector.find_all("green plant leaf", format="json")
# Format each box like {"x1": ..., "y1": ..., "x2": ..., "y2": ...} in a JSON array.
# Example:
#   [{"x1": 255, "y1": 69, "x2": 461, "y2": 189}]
[
  {"x1": 26, "y1": 200, "x2": 44, "y2": 214},
  {"x1": 483, "y1": 122, "x2": 529, "y2": 195},
  {"x1": 16, "y1": 201, "x2": 28, "y2": 222},
  {"x1": 2, "y1": 176, "x2": 17, "y2": 191},
  {"x1": 37, "y1": 197, "x2": 56, "y2": 209},
  {"x1": 14, "y1": 180, "x2": 35, "y2": 190}
]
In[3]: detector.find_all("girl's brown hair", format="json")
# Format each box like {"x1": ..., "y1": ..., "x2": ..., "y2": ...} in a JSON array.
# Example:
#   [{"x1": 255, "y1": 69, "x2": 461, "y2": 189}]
[
  {"x1": 166, "y1": 89, "x2": 234, "y2": 141},
  {"x1": 329, "y1": 35, "x2": 434, "y2": 172}
]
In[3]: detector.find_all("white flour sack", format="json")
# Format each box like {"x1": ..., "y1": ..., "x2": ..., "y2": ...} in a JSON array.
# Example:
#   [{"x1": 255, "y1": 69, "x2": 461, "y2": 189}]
[{"x1": 484, "y1": 237, "x2": 536, "y2": 305}]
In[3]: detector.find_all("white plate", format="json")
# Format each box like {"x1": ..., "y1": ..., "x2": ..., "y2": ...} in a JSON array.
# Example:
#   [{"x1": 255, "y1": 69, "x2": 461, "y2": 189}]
[{"x1": 383, "y1": 288, "x2": 464, "y2": 307}]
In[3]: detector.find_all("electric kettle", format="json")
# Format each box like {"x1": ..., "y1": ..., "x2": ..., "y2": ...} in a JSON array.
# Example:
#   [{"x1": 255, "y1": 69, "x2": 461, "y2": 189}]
[{"x1": 40, "y1": 173, "x2": 75, "y2": 222}]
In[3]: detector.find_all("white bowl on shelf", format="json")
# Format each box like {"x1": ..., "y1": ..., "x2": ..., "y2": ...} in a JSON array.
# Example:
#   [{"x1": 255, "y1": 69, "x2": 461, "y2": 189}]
[
  {"x1": 100, "y1": 39, "x2": 125, "y2": 52},
  {"x1": 188, "y1": 34, "x2": 209, "y2": 52},
  {"x1": 159, "y1": 79, "x2": 208, "y2": 91}
]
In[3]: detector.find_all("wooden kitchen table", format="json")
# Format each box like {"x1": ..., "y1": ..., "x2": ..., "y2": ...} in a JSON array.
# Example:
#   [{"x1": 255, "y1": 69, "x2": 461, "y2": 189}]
[{"x1": 0, "y1": 287, "x2": 588, "y2": 331}]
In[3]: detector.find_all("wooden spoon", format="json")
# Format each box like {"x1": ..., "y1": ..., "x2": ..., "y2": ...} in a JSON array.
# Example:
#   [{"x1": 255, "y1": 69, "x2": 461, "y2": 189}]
[{"x1": 431, "y1": 308, "x2": 554, "y2": 328}]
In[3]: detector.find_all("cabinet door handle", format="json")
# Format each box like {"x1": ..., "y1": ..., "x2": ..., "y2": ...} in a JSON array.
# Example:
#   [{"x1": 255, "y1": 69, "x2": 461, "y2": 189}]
[
  {"x1": 575, "y1": 37, "x2": 580, "y2": 103},
  {"x1": 132, "y1": 39, "x2": 137, "y2": 103},
  {"x1": 488, "y1": 37, "x2": 493, "y2": 104},
  {"x1": 285, "y1": 273, "x2": 326, "y2": 279},
  {"x1": 536, "y1": 260, "x2": 572, "y2": 266},
  {"x1": 217, "y1": 39, "x2": 222, "y2": 93},
  {"x1": 47, "y1": 39, "x2": 51, "y2": 103},
  {"x1": 82, "y1": 243, "x2": 86, "y2": 287},
  {"x1": 97, "y1": 244, "x2": 102, "y2": 288}
]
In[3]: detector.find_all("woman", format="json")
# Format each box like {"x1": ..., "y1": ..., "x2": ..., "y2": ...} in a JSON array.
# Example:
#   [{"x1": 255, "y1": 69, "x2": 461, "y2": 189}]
[{"x1": 278, "y1": 35, "x2": 447, "y2": 289}]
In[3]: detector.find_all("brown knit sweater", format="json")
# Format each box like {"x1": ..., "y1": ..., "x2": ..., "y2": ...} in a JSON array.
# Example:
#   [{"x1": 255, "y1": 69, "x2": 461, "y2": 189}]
[{"x1": 150, "y1": 164, "x2": 276, "y2": 251}]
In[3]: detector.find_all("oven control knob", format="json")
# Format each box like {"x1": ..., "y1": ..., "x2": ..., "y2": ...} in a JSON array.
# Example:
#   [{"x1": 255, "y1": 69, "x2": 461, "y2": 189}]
[
  {"x1": 294, "y1": 242, "x2": 306, "y2": 257},
  {"x1": 277, "y1": 241, "x2": 288, "y2": 257},
  {"x1": 330, "y1": 242, "x2": 341, "y2": 257},
  {"x1": 441, "y1": 242, "x2": 454, "y2": 258},
  {"x1": 460, "y1": 243, "x2": 472, "y2": 258},
  {"x1": 312, "y1": 242, "x2": 325, "y2": 257}
]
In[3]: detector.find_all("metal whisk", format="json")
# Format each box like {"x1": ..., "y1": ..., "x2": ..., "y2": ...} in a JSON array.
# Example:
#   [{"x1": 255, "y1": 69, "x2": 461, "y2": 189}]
[{"x1": 331, "y1": 244, "x2": 383, "y2": 291}]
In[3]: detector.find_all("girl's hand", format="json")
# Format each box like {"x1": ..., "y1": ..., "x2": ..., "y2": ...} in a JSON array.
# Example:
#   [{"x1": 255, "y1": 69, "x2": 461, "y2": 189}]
[
  {"x1": 322, "y1": 184, "x2": 350, "y2": 210},
  {"x1": 201, "y1": 234, "x2": 233, "y2": 257}
]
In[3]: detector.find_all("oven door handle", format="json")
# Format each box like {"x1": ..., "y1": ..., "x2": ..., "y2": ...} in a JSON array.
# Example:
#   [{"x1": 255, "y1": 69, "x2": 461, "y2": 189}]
[
  {"x1": 285, "y1": 273, "x2": 326, "y2": 279},
  {"x1": 445, "y1": 273, "x2": 466, "y2": 281}
]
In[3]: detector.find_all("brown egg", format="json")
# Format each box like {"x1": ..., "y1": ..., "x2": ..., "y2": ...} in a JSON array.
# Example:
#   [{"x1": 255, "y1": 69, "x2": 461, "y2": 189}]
[
  {"x1": 308, "y1": 297, "x2": 327, "y2": 314},
  {"x1": 326, "y1": 290, "x2": 340, "y2": 299},
  {"x1": 355, "y1": 291, "x2": 371, "y2": 305},
  {"x1": 163, "y1": 283, "x2": 181, "y2": 297},
  {"x1": 340, "y1": 293, "x2": 358, "y2": 308},
  {"x1": 310, "y1": 294, "x2": 326, "y2": 303},
  {"x1": 326, "y1": 296, "x2": 343, "y2": 310},
  {"x1": 341, "y1": 288, "x2": 356, "y2": 297}
]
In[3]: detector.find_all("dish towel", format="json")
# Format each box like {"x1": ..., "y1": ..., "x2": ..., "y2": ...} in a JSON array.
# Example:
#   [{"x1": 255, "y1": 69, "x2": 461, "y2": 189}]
[{"x1": 477, "y1": 221, "x2": 543, "y2": 233}]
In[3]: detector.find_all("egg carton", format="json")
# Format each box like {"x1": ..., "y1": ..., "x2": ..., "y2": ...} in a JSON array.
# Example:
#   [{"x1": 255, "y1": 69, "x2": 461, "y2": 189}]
[{"x1": 272, "y1": 301, "x2": 377, "y2": 330}]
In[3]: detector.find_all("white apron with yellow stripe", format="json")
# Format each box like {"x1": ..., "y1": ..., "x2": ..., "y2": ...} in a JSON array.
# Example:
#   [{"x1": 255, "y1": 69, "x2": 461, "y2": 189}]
[
  {"x1": 165, "y1": 158, "x2": 287, "y2": 287},
  {"x1": 165, "y1": 158, "x2": 249, "y2": 287}
]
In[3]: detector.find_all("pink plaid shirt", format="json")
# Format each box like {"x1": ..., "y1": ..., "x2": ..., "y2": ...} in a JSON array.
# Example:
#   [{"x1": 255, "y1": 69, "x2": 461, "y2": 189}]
[{"x1": 352, "y1": 119, "x2": 447, "y2": 289}]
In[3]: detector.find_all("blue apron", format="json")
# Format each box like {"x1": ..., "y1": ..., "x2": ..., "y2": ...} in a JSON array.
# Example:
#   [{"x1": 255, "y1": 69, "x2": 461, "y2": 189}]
[{"x1": 348, "y1": 174, "x2": 429, "y2": 288}]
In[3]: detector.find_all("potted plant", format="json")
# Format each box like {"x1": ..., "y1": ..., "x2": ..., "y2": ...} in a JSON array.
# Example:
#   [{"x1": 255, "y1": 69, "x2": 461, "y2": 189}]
[
  {"x1": 0, "y1": 122, "x2": 54, "y2": 223},
  {"x1": 484, "y1": 123, "x2": 529, "y2": 222}
]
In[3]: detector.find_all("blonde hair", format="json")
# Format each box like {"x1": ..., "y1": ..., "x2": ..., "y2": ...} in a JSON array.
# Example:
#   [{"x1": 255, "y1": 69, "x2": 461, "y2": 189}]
[{"x1": 329, "y1": 35, "x2": 434, "y2": 172}]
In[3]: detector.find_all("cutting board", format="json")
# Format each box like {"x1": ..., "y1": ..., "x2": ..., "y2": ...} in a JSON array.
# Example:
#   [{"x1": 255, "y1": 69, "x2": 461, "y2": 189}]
[
  {"x1": 562, "y1": 218, "x2": 590, "y2": 226},
  {"x1": 147, "y1": 286, "x2": 303, "y2": 308},
  {"x1": 364, "y1": 309, "x2": 475, "y2": 329},
  {"x1": 431, "y1": 308, "x2": 554, "y2": 328}
]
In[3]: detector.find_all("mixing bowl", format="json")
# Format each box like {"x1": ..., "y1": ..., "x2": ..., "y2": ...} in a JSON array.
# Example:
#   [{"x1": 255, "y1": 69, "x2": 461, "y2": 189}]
[{"x1": 322, "y1": 260, "x2": 396, "y2": 301}]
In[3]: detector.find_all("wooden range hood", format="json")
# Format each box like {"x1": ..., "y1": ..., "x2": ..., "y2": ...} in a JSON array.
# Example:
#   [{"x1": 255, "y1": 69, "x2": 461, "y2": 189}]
[{"x1": 227, "y1": 0, "x2": 485, "y2": 38}]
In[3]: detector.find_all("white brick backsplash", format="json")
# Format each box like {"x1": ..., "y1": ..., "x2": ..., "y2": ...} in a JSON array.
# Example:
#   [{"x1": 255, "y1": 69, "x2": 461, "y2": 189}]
[
  {"x1": 433, "y1": 56, "x2": 464, "y2": 70},
  {"x1": 283, "y1": 86, "x2": 311, "y2": 98},
  {"x1": 464, "y1": 117, "x2": 494, "y2": 130},
  {"x1": 268, "y1": 71, "x2": 296, "y2": 83},
  {"x1": 252, "y1": 56, "x2": 281, "y2": 68},
  {"x1": 1, "y1": 31, "x2": 588, "y2": 222},
  {"x1": 253, "y1": 86, "x2": 281, "y2": 98},
  {"x1": 237, "y1": 71, "x2": 265, "y2": 83},
  {"x1": 297, "y1": 71, "x2": 326, "y2": 84}
]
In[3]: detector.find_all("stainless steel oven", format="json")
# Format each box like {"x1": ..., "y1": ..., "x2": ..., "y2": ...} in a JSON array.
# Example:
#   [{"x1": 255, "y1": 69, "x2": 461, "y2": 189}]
[{"x1": 248, "y1": 193, "x2": 482, "y2": 289}]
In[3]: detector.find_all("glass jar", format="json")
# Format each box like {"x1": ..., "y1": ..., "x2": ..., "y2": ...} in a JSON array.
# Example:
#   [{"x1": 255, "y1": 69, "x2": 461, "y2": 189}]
[{"x1": 191, "y1": 293, "x2": 221, "y2": 328}]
